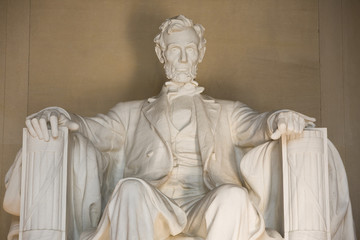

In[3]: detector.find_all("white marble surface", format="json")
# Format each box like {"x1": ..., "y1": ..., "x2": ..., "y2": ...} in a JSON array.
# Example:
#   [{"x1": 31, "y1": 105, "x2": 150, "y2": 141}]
[
  {"x1": 3, "y1": 15, "x2": 356, "y2": 240},
  {"x1": 282, "y1": 129, "x2": 330, "y2": 240},
  {"x1": 19, "y1": 128, "x2": 68, "y2": 240}
]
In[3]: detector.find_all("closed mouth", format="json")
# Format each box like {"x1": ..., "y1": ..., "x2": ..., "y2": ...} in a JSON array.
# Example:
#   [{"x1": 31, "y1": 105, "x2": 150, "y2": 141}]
[{"x1": 175, "y1": 68, "x2": 189, "y2": 72}]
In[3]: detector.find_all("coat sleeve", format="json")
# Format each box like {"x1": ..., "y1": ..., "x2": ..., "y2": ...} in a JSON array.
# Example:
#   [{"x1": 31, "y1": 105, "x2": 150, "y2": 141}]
[
  {"x1": 230, "y1": 101, "x2": 278, "y2": 148},
  {"x1": 25, "y1": 105, "x2": 127, "y2": 153},
  {"x1": 69, "y1": 104, "x2": 127, "y2": 153}
]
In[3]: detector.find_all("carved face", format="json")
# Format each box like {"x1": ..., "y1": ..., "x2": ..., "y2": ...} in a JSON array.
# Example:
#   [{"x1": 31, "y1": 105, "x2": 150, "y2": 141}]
[{"x1": 162, "y1": 27, "x2": 201, "y2": 83}]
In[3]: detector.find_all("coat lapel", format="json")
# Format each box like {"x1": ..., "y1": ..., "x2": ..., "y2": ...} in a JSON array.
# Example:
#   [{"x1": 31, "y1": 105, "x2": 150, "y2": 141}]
[
  {"x1": 194, "y1": 95, "x2": 221, "y2": 165},
  {"x1": 142, "y1": 93, "x2": 171, "y2": 145}
]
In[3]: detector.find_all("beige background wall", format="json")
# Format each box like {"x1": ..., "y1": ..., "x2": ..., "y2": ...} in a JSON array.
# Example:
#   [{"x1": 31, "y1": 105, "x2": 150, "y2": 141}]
[
  {"x1": 0, "y1": 0, "x2": 358, "y2": 238},
  {"x1": 319, "y1": 0, "x2": 360, "y2": 237}
]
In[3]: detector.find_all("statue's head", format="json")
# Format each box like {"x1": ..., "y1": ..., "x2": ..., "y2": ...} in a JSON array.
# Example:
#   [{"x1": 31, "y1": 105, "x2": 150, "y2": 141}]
[{"x1": 154, "y1": 15, "x2": 206, "y2": 83}]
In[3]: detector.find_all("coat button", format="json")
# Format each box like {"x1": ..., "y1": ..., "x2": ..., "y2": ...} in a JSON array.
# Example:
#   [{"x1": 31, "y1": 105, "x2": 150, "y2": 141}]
[{"x1": 146, "y1": 151, "x2": 153, "y2": 157}]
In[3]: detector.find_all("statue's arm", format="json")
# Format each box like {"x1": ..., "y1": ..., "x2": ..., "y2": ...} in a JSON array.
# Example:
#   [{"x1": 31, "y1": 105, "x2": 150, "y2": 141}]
[
  {"x1": 230, "y1": 102, "x2": 316, "y2": 147},
  {"x1": 230, "y1": 101, "x2": 274, "y2": 148},
  {"x1": 25, "y1": 105, "x2": 126, "y2": 152},
  {"x1": 4, "y1": 105, "x2": 126, "y2": 220},
  {"x1": 70, "y1": 110, "x2": 126, "y2": 152}
]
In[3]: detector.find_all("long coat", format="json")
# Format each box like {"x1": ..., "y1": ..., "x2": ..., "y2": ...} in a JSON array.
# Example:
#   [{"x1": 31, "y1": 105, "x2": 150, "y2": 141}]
[{"x1": 71, "y1": 91, "x2": 273, "y2": 196}]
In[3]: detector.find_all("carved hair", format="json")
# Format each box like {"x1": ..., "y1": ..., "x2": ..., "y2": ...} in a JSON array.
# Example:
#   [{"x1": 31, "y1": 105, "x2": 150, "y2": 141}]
[{"x1": 154, "y1": 15, "x2": 206, "y2": 52}]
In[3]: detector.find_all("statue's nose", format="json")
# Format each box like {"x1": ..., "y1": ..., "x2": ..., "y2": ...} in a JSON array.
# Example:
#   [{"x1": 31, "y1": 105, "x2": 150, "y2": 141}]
[{"x1": 179, "y1": 49, "x2": 187, "y2": 63}]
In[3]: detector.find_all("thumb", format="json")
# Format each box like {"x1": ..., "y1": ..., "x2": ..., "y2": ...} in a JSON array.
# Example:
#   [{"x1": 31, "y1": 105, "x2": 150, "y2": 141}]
[
  {"x1": 271, "y1": 129, "x2": 282, "y2": 140},
  {"x1": 271, "y1": 118, "x2": 287, "y2": 140},
  {"x1": 59, "y1": 114, "x2": 79, "y2": 131},
  {"x1": 65, "y1": 121, "x2": 79, "y2": 131}
]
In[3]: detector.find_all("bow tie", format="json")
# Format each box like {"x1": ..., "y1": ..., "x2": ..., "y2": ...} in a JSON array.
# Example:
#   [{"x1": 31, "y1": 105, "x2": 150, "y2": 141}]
[
  {"x1": 147, "y1": 81, "x2": 205, "y2": 103},
  {"x1": 165, "y1": 81, "x2": 204, "y2": 100}
]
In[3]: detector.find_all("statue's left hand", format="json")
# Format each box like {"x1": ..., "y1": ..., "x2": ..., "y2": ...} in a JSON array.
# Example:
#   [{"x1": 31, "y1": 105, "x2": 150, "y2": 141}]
[{"x1": 270, "y1": 111, "x2": 316, "y2": 140}]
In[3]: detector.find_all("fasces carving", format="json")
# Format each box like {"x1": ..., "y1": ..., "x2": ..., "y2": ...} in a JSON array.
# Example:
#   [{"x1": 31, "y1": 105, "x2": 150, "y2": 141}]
[
  {"x1": 282, "y1": 129, "x2": 330, "y2": 240},
  {"x1": 20, "y1": 128, "x2": 68, "y2": 240},
  {"x1": 3, "y1": 15, "x2": 356, "y2": 240}
]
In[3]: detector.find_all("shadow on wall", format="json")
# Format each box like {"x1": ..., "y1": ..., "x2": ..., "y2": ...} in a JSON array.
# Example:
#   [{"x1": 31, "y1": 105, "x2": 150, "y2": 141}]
[{"x1": 121, "y1": 5, "x2": 169, "y2": 100}]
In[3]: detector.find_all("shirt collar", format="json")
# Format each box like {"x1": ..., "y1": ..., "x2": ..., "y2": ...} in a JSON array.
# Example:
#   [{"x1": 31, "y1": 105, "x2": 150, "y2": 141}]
[{"x1": 148, "y1": 80, "x2": 205, "y2": 103}]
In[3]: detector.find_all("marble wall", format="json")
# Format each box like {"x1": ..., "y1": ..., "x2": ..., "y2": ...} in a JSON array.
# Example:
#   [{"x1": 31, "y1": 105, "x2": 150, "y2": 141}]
[{"x1": 0, "y1": 0, "x2": 358, "y2": 238}]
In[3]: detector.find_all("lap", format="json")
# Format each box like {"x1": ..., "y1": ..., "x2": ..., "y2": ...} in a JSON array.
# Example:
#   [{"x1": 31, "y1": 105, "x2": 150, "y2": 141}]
[
  {"x1": 89, "y1": 178, "x2": 188, "y2": 239},
  {"x1": 87, "y1": 181, "x2": 266, "y2": 240},
  {"x1": 184, "y1": 184, "x2": 249, "y2": 237},
  {"x1": 187, "y1": 184, "x2": 248, "y2": 214}
]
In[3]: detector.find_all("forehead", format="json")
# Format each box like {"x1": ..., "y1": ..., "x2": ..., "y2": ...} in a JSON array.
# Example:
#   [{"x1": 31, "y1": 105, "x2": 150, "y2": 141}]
[{"x1": 163, "y1": 27, "x2": 200, "y2": 46}]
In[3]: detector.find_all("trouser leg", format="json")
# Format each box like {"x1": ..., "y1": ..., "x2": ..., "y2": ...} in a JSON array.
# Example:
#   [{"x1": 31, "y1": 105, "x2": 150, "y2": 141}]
[
  {"x1": 185, "y1": 184, "x2": 279, "y2": 240},
  {"x1": 89, "y1": 178, "x2": 187, "y2": 240}
]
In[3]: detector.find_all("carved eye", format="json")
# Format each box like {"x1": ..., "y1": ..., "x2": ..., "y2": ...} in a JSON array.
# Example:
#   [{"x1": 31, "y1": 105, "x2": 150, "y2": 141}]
[{"x1": 171, "y1": 47, "x2": 180, "y2": 53}]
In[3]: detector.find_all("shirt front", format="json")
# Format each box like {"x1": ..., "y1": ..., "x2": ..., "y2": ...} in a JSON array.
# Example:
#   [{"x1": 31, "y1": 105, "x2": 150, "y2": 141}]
[{"x1": 159, "y1": 94, "x2": 209, "y2": 212}]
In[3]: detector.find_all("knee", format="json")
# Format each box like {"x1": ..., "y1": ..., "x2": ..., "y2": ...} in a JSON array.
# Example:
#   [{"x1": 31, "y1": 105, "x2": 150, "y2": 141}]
[
  {"x1": 212, "y1": 184, "x2": 248, "y2": 206},
  {"x1": 117, "y1": 178, "x2": 147, "y2": 200},
  {"x1": 107, "y1": 178, "x2": 152, "y2": 219}
]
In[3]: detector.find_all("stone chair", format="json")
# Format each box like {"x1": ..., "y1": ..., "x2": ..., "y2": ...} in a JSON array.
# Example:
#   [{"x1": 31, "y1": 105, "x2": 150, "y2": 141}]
[{"x1": 6, "y1": 127, "x2": 354, "y2": 240}]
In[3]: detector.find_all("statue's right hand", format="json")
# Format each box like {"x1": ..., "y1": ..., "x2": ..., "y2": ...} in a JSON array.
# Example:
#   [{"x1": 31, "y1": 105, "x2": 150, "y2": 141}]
[{"x1": 25, "y1": 109, "x2": 79, "y2": 141}]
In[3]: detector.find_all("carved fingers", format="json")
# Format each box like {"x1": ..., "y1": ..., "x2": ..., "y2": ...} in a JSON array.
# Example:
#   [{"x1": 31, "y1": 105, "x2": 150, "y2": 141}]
[
  {"x1": 271, "y1": 111, "x2": 316, "y2": 140},
  {"x1": 25, "y1": 109, "x2": 78, "y2": 141},
  {"x1": 49, "y1": 113, "x2": 59, "y2": 138},
  {"x1": 25, "y1": 118, "x2": 37, "y2": 138},
  {"x1": 26, "y1": 110, "x2": 52, "y2": 140}
]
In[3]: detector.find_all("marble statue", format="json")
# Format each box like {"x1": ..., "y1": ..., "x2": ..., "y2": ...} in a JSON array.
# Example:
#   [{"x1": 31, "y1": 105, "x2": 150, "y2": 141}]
[{"x1": 3, "y1": 15, "x2": 357, "y2": 240}]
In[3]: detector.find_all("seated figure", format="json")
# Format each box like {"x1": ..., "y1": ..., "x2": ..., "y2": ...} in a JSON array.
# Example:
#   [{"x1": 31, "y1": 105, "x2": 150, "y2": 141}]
[{"x1": 3, "y1": 15, "x2": 356, "y2": 240}]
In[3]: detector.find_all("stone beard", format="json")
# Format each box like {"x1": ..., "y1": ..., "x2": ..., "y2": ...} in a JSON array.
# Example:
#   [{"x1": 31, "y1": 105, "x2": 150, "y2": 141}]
[{"x1": 164, "y1": 60, "x2": 198, "y2": 83}]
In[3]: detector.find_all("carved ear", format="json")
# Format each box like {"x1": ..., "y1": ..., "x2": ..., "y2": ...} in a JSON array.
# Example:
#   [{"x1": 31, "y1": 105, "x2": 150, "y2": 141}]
[
  {"x1": 198, "y1": 46, "x2": 206, "y2": 63},
  {"x1": 155, "y1": 45, "x2": 164, "y2": 63}
]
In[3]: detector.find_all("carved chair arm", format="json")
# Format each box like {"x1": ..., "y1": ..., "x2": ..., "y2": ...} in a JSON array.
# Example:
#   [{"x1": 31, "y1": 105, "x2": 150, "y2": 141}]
[
  {"x1": 282, "y1": 128, "x2": 331, "y2": 240},
  {"x1": 19, "y1": 127, "x2": 68, "y2": 240}
]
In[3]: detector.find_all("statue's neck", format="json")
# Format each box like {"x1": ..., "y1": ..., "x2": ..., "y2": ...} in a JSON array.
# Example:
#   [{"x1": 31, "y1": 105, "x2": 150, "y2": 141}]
[{"x1": 165, "y1": 80, "x2": 199, "y2": 87}]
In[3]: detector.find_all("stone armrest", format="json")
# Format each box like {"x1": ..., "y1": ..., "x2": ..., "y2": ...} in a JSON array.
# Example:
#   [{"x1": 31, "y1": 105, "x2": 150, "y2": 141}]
[
  {"x1": 281, "y1": 128, "x2": 331, "y2": 240},
  {"x1": 19, "y1": 127, "x2": 68, "y2": 240}
]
